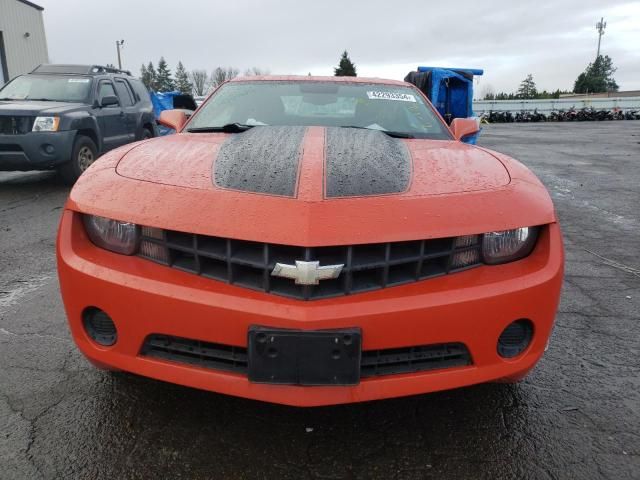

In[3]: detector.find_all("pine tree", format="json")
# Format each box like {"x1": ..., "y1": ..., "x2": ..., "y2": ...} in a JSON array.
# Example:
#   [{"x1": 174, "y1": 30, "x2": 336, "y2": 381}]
[
  {"x1": 517, "y1": 74, "x2": 538, "y2": 99},
  {"x1": 574, "y1": 55, "x2": 618, "y2": 93},
  {"x1": 145, "y1": 62, "x2": 157, "y2": 91},
  {"x1": 155, "y1": 57, "x2": 175, "y2": 92},
  {"x1": 140, "y1": 64, "x2": 151, "y2": 90},
  {"x1": 334, "y1": 50, "x2": 357, "y2": 77},
  {"x1": 174, "y1": 61, "x2": 193, "y2": 95}
]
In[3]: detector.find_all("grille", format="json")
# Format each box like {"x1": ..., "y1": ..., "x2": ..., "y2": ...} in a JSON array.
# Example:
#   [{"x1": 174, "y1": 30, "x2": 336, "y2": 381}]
[
  {"x1": 497, "y1": 319, "x2": 533, "y2": 358},
  {"x1": 0, "y1": 144, "x2": 24, "y2": 152},
  {"x1": 141, "y1": 334, "x2": 472, "y2": 378},
  {"x1": 137, "y1": 227, "x2": 482, "y2": 300},
  {"x1": 141, "y1": 334, "x2": 248, "y2": 374},
  {"x1": 0, "y1": 116, "x2": 35, "y2": 135},
  {"x1": 82, "y1": 308, "x2": 117, "y2": 346},
  {"x1": 360, "y1": 343, "x2": 471, "y2": 377}
]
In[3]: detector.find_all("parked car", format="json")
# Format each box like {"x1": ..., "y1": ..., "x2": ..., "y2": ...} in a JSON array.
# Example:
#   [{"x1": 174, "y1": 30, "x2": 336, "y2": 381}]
[
  {"x1": 0, "y1": 64, "x2": 156, "y2": 183},
  {"x1": 57, "y1": 75, "x2": 564, "y2": 406}
]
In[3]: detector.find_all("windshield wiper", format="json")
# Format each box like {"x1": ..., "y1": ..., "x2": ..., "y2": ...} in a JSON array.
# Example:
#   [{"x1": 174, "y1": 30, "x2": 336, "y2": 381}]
[
  {"x1": 25, "y1": 98, "x2": 58, "y2": 102},
  {"x1": 186, "y1": 123, "x2": 256, "y2": 133},
  {"x1": 339, "y1": 126, "x2": 415, "y2": 139}
]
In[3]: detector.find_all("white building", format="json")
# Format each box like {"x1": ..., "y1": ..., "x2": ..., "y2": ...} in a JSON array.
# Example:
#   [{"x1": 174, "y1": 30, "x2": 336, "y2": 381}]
[{"x1": 0, "y1": 0, "x2": 48, "y2": 85}]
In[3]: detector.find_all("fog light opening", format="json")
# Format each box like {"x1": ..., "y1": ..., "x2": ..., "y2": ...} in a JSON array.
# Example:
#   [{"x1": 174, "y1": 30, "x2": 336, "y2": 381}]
[
  {"x1": 497, "y1": 319, "x2": 533, "y2": 358},
  {"x1": 82, "y1": 307, "x2": 117, "y2": 346}
]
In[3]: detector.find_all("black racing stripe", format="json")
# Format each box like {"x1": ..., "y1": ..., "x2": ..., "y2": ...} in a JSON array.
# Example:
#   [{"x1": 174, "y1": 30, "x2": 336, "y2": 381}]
[
  {"x1": 214, "y1": 126, "x2": 306, "y2": 197},
  {"x1": 325, "y1": 127, "x2": 412, "y2": 197}
]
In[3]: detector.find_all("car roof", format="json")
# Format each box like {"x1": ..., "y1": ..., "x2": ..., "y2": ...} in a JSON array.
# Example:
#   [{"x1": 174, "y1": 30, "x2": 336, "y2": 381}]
[{"x1": 228, "y1": 75, "x2": 410, "y2": 87}]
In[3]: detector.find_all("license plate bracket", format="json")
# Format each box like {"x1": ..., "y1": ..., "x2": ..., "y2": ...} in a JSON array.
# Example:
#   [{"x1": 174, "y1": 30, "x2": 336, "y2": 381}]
[{"x1": 248, "y1": 326, "x2": 362, "y2": 386}]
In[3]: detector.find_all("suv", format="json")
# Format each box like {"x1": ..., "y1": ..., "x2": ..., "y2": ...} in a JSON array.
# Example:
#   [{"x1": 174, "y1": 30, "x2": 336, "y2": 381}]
[{"x1": 0, "y1": 64, "x2": 156, "y2": 183}]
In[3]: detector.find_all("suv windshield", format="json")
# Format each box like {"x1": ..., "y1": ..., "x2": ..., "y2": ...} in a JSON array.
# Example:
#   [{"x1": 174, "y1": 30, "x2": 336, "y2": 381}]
[
  {"x1": 0, "y1": 75, "x2": 93, "y2": 102},
  {"x1": 187, "y1": 81, "x2": 451, "y2": 139}
]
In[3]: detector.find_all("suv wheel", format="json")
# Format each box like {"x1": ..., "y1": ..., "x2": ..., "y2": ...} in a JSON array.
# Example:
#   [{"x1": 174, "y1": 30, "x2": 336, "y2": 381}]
[{"x1": 57, "y1": 135, "x2": 98, "y2": 185}]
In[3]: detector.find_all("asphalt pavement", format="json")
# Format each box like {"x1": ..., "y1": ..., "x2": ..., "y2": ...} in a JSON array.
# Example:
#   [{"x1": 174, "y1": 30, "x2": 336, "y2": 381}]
[{"x1": 1, "y1": 122, "x2": 639, "y2": 479}]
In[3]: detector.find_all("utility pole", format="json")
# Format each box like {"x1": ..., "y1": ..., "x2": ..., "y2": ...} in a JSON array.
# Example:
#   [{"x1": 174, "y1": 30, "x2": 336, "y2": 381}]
[
  {"x1": 115, "y1": 40, "x2": 125, "y2": 70},
  {"x1": 596, "y1": 17, "x2": 606, "y2": 58}
]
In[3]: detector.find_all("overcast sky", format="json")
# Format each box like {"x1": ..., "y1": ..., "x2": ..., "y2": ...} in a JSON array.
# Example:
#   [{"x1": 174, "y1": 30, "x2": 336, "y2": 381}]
[{"x1": 36, "y1": 0, "x2": 640, "y2": 95}]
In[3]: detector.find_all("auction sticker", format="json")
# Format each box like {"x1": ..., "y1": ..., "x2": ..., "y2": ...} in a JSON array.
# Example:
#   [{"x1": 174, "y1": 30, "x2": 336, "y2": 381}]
[{"x1": 367, "y1": 91, "x2": 416, "y2": 102}]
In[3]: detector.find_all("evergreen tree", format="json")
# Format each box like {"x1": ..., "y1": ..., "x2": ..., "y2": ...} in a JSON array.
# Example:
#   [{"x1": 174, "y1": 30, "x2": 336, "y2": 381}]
[
  {"x1": 140, "y1": 64, "x2": 151, "y2": 90},
  {"x1": 144, "y1": 62, "x2": 157, "y2": 91},
  {"x1": 174, "y1": 61, "x2": 193, "y2": 94},
  {"x1": 516, "y1": 74, "x2": 538, "y2": 99},
  {"x1": 573, "y1": 55, "x2": 619, "y2": 93},
  {"x1": 155, "y1": 57, "x2": 175, "y2": 92},
  {"x1": 334, "y1": 50, "x2": 357, "y2": 77},
  {"x1": 495, "y1": 92, "x2": 516, "y2": 100}
]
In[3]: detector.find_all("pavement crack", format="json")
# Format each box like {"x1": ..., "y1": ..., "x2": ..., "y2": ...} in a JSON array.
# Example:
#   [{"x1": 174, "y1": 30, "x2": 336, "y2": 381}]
[
  {"x1": 0, "y1": 328, "x2": 70, "y2": 343},
  {"x1": 0, "y1": 274, "x2": 53, "y2": 311},
  {"x1": 579, "y1": 247, "x2": 640, "y2": 278}
]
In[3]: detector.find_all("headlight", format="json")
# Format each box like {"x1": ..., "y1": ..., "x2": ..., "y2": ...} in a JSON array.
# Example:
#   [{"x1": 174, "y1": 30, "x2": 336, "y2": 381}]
[
  {"x1": 32, "y1": 116, "x2": 60, "y2": 132},
  {"x1": 83, "y1": 215, "x2": 139, "y2": 255},
  {"x1": 482, "y1": 227, "x2": 539, "y2": 265}
]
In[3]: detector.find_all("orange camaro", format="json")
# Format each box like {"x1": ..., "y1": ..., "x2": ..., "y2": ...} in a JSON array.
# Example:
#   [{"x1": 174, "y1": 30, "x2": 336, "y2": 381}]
[{"x1": 57, "y1": 76, "x2": 563, "y2": 406}]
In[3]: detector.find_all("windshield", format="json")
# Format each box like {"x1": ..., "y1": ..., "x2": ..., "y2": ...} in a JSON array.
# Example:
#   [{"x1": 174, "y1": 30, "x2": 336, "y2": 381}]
[
  {"x1": 0, "y1": 75, "x2": 93, "y2": 102},
  {"x1": 187, "y1": 81, "x2": 451, "y2": 139}
]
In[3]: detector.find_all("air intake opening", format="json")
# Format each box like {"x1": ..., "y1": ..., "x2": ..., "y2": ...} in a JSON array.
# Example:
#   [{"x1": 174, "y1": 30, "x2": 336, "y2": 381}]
[
  {"x1": 497, "y1": 319, "x2": 533, "y2": 358},
  {"x1": 82, "y1": 307, "x2": 117, "y2": 346}
]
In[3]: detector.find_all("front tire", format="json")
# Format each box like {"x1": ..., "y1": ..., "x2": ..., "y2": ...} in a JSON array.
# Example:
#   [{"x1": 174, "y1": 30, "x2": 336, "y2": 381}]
[{"x1": 57, "y1": 135, "x2": 98, "y2": 185}]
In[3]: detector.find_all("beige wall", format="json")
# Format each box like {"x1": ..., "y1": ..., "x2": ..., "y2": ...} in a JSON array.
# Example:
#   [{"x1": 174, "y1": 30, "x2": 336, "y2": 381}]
[
  {"x1": 0, "y1": 0, "x2": 49, "y2": 83},
  {"x1": 559, "y1": 90, "x2": 640, "y2": 99}
]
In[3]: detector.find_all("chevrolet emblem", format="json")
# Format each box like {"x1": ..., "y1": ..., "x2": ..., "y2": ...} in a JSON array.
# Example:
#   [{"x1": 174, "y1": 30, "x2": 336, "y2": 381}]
[{"x1": 271, "y1": 261, "x2": 344, "y2": 285}]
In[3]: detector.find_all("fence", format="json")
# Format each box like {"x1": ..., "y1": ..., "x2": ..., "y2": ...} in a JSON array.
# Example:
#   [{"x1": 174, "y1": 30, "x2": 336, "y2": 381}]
[{"x1": 473, "y1": 97, "x2": 640, "y2": 114}]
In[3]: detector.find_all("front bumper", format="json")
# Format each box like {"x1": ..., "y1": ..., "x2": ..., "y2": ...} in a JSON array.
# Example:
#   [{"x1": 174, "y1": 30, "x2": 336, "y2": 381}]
[
  {"x1": 57, "y1": 211, "x2": 564, "y2": 406},
  {"x1": 0, "y1": 130, "x2": 76, "y2": 171}
]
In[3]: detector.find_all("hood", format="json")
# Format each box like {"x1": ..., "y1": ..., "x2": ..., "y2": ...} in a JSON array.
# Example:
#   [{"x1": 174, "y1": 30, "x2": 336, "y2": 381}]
[
  {"x1": 72, "y1": 125, "x2": 554, "y2": 245},
  {"x1": 0, "y1": 100, "x2": 86, "y2": 116},
  {"x1": 116, "y1": 126, "x2": 510, "y2": 199}
]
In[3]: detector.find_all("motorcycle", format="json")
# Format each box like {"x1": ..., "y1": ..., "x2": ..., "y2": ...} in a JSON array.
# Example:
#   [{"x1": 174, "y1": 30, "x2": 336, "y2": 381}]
[
  {"x1": 624, "y1": 110, "x2": 639, "y2": 120},
  {"x1": 564, "y1": 107, "x2": 578, "y2": 121}
]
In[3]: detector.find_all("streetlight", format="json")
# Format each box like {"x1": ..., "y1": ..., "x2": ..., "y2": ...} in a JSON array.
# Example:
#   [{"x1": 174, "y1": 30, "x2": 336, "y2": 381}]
[{"x1": 115, "y1": 40, "x2": 125, "y2": 70}]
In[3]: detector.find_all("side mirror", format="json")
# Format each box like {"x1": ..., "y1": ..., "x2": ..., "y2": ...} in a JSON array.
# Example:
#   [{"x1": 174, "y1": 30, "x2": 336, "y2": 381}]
[
  {"x1": 450, "y1": 118, "x2": 480, "y2": 141},
  {"x1": 158, "y1": 109, "x2": 188, "y2": 131},
  {"x1": 100, "y1": 95, "x2": 119, "y2": 107}
]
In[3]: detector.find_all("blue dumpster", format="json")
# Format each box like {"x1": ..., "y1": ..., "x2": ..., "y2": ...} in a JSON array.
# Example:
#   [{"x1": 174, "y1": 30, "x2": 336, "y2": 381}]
[
  {"x1": 405, "y1": 67, "x2": 483, "y2": 144},
  {"x1": 149, "y1": 91, "x2": 198, "y2": 135}
]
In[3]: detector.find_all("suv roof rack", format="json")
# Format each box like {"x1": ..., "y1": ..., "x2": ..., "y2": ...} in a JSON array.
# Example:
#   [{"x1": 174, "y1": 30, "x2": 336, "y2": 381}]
[{"x1": 31, "y1": 64, "x2": 132, "y2": 76}]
